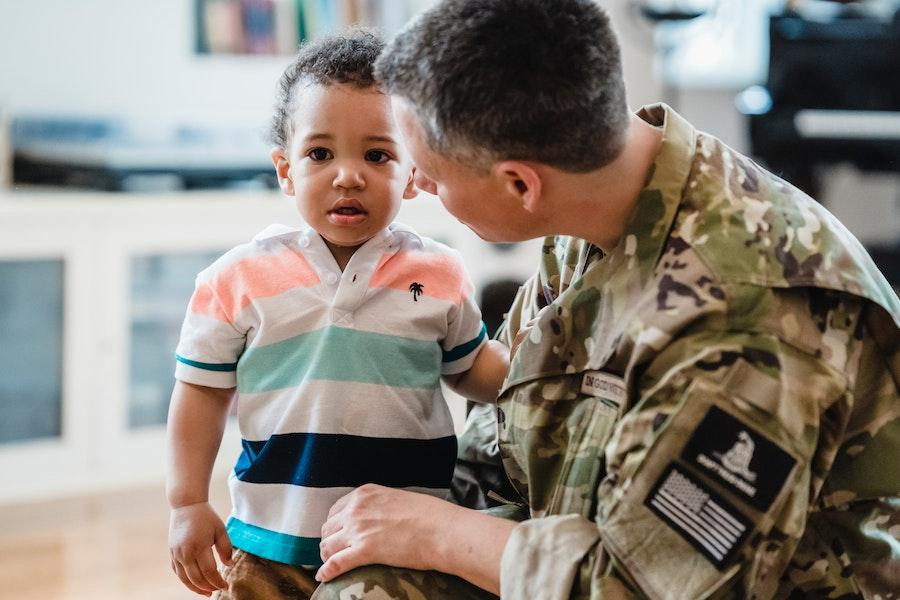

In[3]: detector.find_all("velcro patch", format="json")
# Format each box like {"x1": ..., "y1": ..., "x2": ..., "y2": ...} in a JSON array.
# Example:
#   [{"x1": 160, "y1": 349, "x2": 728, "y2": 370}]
[
  {"x1": 580, "y1": 371, "x2": 626, "y2": 408},
  {"x1": 645, "y1": 464, "x2": 751, "y2": 569},
  {"x1": 681, "y1": 406, "x2": 796, "y2": 512}
]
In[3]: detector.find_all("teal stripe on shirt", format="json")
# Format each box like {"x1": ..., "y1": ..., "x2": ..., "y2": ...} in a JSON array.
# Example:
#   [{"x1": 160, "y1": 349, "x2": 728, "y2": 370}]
[
  {"x1": 442, "y1": 322, "x2": 487, "y2": 363},
  {"x1": 175, "y1": 354, "x2": 238, "y2": 372},
  {"x1": 226, "y1": 516, "x2": 322, "y2": 567},
  {"x1": 237, "y1": 326, "x2": 441, "y2": 393}
]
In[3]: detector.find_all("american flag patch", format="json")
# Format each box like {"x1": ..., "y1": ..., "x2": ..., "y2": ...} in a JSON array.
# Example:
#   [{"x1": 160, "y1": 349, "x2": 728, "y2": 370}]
[{"x1": 645, "y1": 465, "x2": 751, "y2": 569}]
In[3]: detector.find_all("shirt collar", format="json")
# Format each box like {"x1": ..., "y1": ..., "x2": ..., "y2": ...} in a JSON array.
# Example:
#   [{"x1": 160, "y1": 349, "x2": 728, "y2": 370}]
[
  {"x1": 616, "y1": 103, "x2": 698, "y2": 283},
  {"x1": 296, "y1": 221, "x2": 423, "y2": 254}
]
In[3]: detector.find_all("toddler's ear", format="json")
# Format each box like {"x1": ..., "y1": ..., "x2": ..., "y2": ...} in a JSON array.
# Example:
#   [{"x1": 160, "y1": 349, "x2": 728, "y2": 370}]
[
  {"x1": 270, "y1": 147, "x2": 294, "y2": 195},
  {"x1": 402, "y1": 166, "x2": 418, "y2": 199}
]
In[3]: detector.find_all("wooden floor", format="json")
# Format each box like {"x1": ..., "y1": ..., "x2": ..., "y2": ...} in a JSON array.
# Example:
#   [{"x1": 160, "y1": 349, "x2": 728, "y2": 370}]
[{"x1": 0, "y1": 481, "x2": 231, "y2": 600}]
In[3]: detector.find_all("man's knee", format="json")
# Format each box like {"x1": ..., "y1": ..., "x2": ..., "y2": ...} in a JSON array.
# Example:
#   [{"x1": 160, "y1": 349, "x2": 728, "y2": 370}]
[{"x1": 311, "y1": 565, "x2": 497, "y2": 600}]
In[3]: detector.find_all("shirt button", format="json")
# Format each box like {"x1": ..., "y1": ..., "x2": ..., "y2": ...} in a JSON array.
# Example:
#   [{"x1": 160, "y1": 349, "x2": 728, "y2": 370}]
[
  {"x1": 298, "y1": 236, "x2": 310, "y2": 248},
  {"x1": 325, "y1": 272, "x2": 338, "y2": 285}
]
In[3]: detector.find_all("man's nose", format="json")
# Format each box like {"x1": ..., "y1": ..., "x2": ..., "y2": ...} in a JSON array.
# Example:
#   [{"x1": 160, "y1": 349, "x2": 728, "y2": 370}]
[{"x1": 333, "y1": 161, "x2": 365, "y2": 189}]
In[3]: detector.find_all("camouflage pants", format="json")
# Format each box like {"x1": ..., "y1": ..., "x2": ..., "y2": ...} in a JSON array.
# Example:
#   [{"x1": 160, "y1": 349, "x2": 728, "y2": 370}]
[
  {"x1": 213, "y1": 550, "x2": 497, "y2": 600},
  {"x1": 311, "y1": 565, "x2": 498, "y2": 600}
]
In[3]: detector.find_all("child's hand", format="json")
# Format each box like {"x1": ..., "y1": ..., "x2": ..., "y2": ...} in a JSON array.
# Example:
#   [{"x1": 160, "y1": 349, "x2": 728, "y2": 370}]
[{"x1": 168, "y1": 502, "x2": 234, "y2": 596}]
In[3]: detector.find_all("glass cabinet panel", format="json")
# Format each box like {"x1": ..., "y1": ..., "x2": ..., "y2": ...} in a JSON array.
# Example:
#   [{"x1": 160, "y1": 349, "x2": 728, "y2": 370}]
[
  {"x1": 0, "y1": 259, "x2": 64, "y2": 444},
  {"x1": 129, "y1": 251, "x2": 224, "y2": 428}
]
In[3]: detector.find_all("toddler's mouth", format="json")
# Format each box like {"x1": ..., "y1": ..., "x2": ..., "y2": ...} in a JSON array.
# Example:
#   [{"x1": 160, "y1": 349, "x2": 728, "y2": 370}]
[
  {"x1": 328, "y1": 199, "x2": 368, "y2": 225},
  {"x1": 329, "y1": 198, "x2": 367, "y2": 216},
  {"x1": 331, "y1": 206, "x2": 365, "y2": 215}
]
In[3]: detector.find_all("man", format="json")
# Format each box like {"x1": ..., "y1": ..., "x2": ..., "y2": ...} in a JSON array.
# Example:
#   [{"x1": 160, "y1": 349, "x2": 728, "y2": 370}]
[{"x1": 310, "y1": 0, "x2": 900, "y2": 598}]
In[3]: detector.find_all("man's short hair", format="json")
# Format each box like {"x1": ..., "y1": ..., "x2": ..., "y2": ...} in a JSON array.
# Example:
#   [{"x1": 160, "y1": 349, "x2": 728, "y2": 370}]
[{"x1": 375, "y1": 0, "x2": 630, "y2": 172}]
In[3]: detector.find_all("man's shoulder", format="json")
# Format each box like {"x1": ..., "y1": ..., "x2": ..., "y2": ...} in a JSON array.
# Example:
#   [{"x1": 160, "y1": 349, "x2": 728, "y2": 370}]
[{"x1": 677, "y1": 134, "x2": 900, "y2": 324}]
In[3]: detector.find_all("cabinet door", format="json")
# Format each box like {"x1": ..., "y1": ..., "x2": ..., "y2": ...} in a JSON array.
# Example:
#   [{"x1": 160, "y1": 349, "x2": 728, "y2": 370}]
[
  {"x1": 0, "y1": 259, "x2": 64, "y2": 444},
  {"x1": 129, "y1": 250, "x2": 225, "y2": 428}
]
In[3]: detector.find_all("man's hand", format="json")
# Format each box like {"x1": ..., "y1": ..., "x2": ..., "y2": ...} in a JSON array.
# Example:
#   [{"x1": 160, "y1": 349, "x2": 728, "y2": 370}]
[
  {"x1": 316, "y1": 484, "x2": 448, "y2": 582},
  {"x1": 316, "y1": 484, "x2": 516, "y2": 594},
  {"x1": 168, "y1": 502, "x2": 234, "y2": 596}
]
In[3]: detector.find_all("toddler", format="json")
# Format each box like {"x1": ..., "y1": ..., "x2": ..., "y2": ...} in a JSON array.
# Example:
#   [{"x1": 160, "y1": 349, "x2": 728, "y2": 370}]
[{"x1": 165, "y1": 30, "x2": 508, "y2": 598}]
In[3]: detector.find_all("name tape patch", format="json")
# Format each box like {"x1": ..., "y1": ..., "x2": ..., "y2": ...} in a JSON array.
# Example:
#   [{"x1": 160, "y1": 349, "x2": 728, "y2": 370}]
[
  {"x1": 645, "y1": 464, "x2": 750, "y2": 569},
  {"x1": 681, "y1": 406, "x2": 796, "y2": 512},
  {"x1": 580, "y1": 371, "x2": 626, "y2": 407}
]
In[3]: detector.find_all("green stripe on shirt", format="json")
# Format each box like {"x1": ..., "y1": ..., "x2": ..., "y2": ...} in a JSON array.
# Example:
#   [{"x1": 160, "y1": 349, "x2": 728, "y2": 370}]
[
  {"x1": 175, "y1": 354, "x2": 239, "y2": 372},
  {"x1": 442, "y1": 322, "x2": 487, "y2": 363},
  {"x1": 237, "y1": 326, "x2": 441, "y2": 393}
]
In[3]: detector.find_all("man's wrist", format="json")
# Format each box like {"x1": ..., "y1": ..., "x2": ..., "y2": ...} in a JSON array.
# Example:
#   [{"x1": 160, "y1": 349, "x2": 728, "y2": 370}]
[{"x1": 432, "y1": 502, "x2": 515, "y2": 595}]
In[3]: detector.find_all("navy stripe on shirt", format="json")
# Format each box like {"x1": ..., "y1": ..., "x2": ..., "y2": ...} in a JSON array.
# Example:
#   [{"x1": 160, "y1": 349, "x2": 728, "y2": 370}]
[{"x1": 234, "y1": 432, "x2": 457, "y2": 489}]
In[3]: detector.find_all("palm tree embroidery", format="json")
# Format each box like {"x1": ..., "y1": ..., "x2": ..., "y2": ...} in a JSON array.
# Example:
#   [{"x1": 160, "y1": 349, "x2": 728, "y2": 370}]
[{"x1": 409, "y1": 282, "x2": 424, "y2": 301}]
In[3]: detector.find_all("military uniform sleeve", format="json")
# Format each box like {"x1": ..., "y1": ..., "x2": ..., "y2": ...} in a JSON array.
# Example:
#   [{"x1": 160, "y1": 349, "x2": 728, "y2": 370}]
[{"x1": 499, "y1": 324, "x2": 862, "y2": 599}]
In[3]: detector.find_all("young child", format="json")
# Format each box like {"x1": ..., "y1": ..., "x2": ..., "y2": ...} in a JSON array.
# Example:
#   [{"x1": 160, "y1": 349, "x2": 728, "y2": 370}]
[{"x1": 165, "y1": 30, "x2": 509, "y2": 598}]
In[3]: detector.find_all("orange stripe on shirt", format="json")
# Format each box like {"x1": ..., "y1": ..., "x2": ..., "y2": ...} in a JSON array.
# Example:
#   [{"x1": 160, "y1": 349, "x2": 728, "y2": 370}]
[
  {"x1": 189, "y1": 282, "x2": 231, "y2": 322},
  {"x1": 192, "y1": 248, "x2": 320, "y2": 322},
  {"x1": 370, "y1": 249, "x2": 471, "y2": 305}
]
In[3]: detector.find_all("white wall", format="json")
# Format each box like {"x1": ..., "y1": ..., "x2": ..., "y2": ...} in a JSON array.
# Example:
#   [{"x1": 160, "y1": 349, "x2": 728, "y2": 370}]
[
  {"x1": 0, "y1": 1, "x2": 671, "y2": 125},
  {"x1": 0, "y1": 0, "x2": 291, "y2": 123}
]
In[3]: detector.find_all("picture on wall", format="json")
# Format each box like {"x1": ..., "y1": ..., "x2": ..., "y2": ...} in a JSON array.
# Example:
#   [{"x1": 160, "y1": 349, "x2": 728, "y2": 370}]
[{"x1": 195, "y1": 0, "x2": 434, "y2": 55}]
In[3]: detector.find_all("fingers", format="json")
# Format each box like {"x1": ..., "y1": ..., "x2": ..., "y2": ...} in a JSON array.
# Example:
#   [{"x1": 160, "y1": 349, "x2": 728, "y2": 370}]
[
  {"x1": 320, "y1": 515, "x2": 344, "y2": 540},
  {"x1": 172, "y1": 555, "x2": 212, "y2": 596},
  {"x1": 319, "y1": 525, "x2": 348, "y2": 563},
  {"x1": 184, "y1": 557, "x2": 220, "y2": 595},
  {"x1": 214, "y1": 527, "x2": 235, "y2": 567},
  {"x1": 316, "y1": 546, "x2": 362, "y2": 583},
  {"x1": 326, "y1": 490, "x2": 353, "y2": 520},
  {"x1": 171, "y1": 546, "x2": 227, "y2": 596},
  {"x1": 198, "y1": 549, "x2": 229, "y2": 591}
]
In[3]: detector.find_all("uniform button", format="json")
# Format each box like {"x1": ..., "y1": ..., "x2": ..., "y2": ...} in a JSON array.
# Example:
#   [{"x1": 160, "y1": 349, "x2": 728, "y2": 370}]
[
  {"x1": 298, "y1": 236, "x2": 310, "y2": 248},
  {"x1": 325, "y1": 272, "x2": 338, "y2": 285}
]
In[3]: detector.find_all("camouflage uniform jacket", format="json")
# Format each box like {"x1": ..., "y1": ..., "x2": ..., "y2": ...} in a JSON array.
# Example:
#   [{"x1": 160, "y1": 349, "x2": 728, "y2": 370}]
[{"x1": 487, "y1": 104, "x2": 900, "y2": 599}]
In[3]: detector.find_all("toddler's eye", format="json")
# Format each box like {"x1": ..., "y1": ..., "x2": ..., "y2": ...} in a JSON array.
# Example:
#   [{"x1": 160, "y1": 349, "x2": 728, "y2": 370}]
[
  {"x1": 308, "y1": 148, "x2": 332, "y2": 161},
  {"x1": 365, "y1": 150, "x2": 391, "y2": 164}
]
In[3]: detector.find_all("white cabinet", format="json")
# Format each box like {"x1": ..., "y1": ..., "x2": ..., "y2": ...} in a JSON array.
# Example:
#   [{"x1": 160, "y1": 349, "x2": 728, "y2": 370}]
[{"x1": 0, "y1": 190, "x2": 541, "y2": 503}]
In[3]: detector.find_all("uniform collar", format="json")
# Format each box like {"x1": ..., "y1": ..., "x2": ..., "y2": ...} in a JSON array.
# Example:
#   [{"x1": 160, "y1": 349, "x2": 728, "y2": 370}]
[{"x1": 615, "y1": 103, "x2": 697, "y2": 283}]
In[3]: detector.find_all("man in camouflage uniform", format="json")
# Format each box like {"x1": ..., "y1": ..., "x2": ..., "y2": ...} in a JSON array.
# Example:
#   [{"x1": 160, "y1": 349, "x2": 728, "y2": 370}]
[{"x1": 308, "y1": 1, "x2": 900, "y2": 598}]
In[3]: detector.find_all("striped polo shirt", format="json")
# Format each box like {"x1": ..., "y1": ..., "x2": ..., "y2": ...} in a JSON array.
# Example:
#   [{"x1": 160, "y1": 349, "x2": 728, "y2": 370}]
[{"x1": 174, "y1": 222, "x2": 487, "y2": 567}]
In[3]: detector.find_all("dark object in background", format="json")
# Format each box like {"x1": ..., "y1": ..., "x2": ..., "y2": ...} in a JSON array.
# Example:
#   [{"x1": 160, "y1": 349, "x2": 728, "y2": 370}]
[
  {"x1": 11, "y1": 117, "x2": 276, "y2": 191},
  {"x1": 744, "y1": 7, "x2": 900, "y2": 287},
  {"x1": 747, "y1": 8, "x2": 900, "y2": 199},
  {"x1": 479, "y1": 279, "x2": 524, "y2": 339}
]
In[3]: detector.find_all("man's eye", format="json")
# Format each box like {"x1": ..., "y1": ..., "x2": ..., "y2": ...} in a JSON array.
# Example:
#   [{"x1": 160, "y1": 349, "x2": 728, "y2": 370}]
[
  {"x1": 308, "y1": 148, "x2": 332, "y2": 161},
  {"x1": 365, "y1": 150, "x2": 390, "y2": 164}
]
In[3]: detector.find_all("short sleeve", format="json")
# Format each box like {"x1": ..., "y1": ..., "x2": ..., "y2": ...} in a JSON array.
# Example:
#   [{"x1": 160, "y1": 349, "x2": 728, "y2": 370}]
[
  {"x1": 174, "y1": 278, "x2": 246, "y2": 388},
  {"x1": 441, "y1": 257, "x2": 487, "y2": 375}
]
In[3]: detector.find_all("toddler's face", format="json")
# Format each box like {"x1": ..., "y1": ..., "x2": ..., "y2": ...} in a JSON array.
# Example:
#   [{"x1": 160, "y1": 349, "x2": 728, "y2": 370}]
[{"x1": 273, "y1": 83, "x2": 415, "y2": 252}]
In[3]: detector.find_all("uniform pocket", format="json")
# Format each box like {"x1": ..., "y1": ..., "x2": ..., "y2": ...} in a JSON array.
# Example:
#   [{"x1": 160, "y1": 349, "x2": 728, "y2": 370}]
[{"x1": 498, "y1": 371, "x2": 622, "y2": 519}]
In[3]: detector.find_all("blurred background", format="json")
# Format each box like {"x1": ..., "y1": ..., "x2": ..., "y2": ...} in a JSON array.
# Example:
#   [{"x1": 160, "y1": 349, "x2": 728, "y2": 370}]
[{"x1": 0, "y1": 0, "x2": 897, "y2": 598}]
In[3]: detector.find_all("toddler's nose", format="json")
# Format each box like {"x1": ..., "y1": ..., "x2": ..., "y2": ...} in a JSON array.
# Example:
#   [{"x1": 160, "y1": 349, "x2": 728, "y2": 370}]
[{"x1": 333, "y1": 162, "x2": 365, "y2": 189}]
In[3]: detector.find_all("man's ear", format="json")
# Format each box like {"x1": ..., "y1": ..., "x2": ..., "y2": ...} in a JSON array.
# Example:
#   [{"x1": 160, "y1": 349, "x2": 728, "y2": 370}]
[
  {"x1": 403, "y1": 166, "x2": 418, "y2": 200},
  {"x1": 494, "y1": 161, "x2": 542, "y2": 213},
  {"x1": 270, "y1": 147, "x2": 294, "y2": 195}
]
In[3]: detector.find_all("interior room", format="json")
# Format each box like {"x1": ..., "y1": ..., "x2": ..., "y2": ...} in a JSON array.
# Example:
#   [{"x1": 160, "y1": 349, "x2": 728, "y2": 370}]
[{"x1": 1, "y1": 1, "x2": 897, "y2": 598}]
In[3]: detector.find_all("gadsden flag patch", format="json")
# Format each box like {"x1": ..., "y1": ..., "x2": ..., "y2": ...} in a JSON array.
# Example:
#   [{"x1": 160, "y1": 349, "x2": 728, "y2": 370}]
[
  {"x1": 681, "y1": 406, "x2": 796, "y2": 512},
  {"x1": 645, "y1": 464, "x2": 751, "y2": 569}
]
